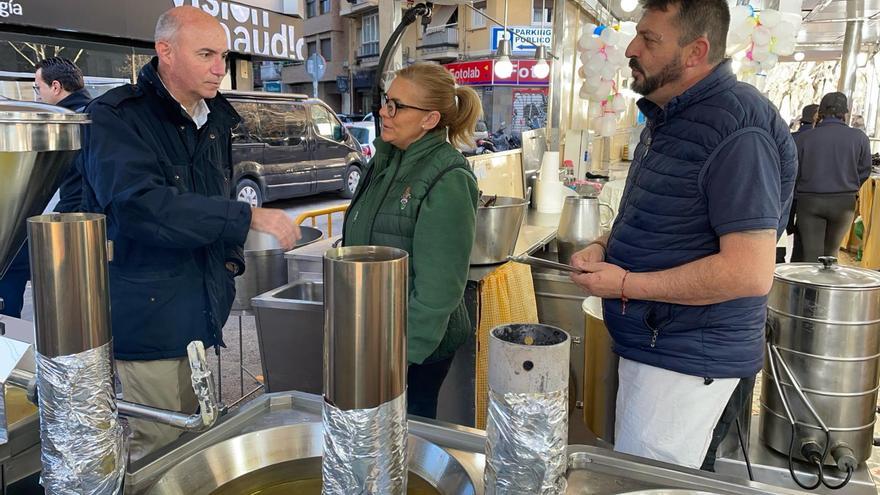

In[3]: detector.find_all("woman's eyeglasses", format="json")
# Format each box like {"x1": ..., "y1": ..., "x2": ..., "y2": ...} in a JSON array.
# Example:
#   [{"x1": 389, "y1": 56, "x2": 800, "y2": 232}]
[{"x1": 382, "y1": 95, "x2": 432, "y2": 118}]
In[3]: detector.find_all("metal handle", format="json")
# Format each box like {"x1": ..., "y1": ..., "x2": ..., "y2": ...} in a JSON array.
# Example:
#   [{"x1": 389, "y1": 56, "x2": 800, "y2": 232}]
[
  {"x1": 598, "y1": 202, "x2": 615, "y2": 229},
  {"x1": 818, "y1": 256, "x2": 838, "y2": 270},
  {"x1": 508, "y1": 254, "x2": 585, "y2": 273}
]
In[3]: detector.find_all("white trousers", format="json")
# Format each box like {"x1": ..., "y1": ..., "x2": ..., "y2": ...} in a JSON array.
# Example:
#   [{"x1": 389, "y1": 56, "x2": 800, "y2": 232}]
[{"x1": 614, "y1": 357, "x2": 739, "y2": 469}]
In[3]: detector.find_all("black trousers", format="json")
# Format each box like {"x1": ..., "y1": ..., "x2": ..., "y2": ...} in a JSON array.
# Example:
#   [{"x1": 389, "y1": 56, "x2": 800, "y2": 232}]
[
  {"x1": 792, "y1": 193, "x2": 857, "y2": 262},
  {"x1": 407, "y1": 355, "x2": 455, "y2": 419},
  {"x1": 701, "y1": 375, "x2": 757, "y2": 471}
]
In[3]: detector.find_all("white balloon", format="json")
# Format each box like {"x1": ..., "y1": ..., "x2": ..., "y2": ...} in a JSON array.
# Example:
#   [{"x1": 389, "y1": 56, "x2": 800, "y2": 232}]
[
  {"x1": 583, "y1": 23, "x2": 597, "y2": 38},
  {"x1": 619, "y1": 21, "x2": 637, "y2": 36},
  {"x1": 587, "y1": 36, "x2": 604, "y2": 51},
  {"x1": 598, "y1": 115, "x2": 617, "y2": 137},
  {"x1": 578, "y1": 34, "x2": 592, "y2": 51},
  {"x1": 759, "y1": 9, "x2": 781, "y2": 29},
  {"x1": 605, "y1": 45, "x2": 619, "y2": 62},
  {"x1": 763, "y1": 53, "x2": 779, "y2": 69},
  {"x1": 612, "y1": 96, "x2": 627, "y2": 113},
  {"x1": 752, "y1": 46, "x2": 771, "y2": 62},
  {"x1": 601, "y1": 63, "x2": 618, "y2": 80},
  {"x1": 596, "y1": 80, "x2": 614, "y2": 98},
  {"x1": 586, "y1": 73, "x2": 602, "y2": 88},
  {"x1": 752, "y1": 26, "x2": 772, "y2": 46},
  {"x1": 772, "y1": 21, "x2": 796, "y2": 41},
  {"x1": 579, "y1": 83, "x2": 593, "y2": 99},
  {"x1": 588, "y1": 102, "x2": 604, "y2": 118},
  {"x1": 774, "y1": 38, "x2": 796, "y2": 56},
  {"x1": 600, "y1": 27, "x2": 618, "y2": 45}
]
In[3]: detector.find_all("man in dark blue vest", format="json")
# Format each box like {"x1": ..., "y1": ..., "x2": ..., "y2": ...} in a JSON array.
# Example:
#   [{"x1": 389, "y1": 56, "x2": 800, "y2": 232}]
[{"x1": 571, "y1": 0, "x2": 796, "y2": 468}]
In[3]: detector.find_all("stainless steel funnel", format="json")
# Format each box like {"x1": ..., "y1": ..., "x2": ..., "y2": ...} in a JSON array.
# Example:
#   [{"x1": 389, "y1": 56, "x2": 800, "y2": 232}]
[{"x1": 0, "y1": 100, "x2": 88, "y2": 277}]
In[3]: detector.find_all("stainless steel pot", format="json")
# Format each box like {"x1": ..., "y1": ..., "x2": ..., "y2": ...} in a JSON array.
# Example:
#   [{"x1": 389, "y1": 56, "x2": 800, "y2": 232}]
[
  {"x1": 761, "y1": 257, "x2": 880, "y2": 466},
  {"x1": 556, "y1": 196, "x2": 613, "y2": 264},
  {"x1": 469, "y1": 196, "x2": 528, "y2": 265},
  {"x1": 232, "y1": 226, "x2": 323, "y2": 313}
]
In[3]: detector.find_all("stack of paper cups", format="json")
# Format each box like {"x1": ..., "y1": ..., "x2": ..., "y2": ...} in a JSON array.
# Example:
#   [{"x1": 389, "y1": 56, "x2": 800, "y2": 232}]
[{"x1": 536, "y1": 152, "x2": 564, "y2": 213}]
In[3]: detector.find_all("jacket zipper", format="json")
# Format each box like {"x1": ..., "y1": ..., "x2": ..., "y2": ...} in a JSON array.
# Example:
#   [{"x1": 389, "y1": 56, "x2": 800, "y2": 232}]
[
  {"x1": 650, "y1": 328, "x2": 658, "y2": 348},
  {"x1": 607, "y1": 122, "x2": 655, "y2": 254}
]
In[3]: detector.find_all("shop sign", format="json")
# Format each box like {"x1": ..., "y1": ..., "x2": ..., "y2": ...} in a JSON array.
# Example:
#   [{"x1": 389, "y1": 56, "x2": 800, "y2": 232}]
[
  {"x1": 336, "y1": 76, "x2": 350, "y2": 93},
  {"x1": 0, "y1": 0, "x2": 305, "y2": 61},
  {"x1": 491, "y1": 59, "x2": 551, "y2": 86},
  {"x1": 0, "y1": 1, "x2": 23, "y2": 19},
  {"x1": 490, "y1": 26, "x2": 553, "y2": 54},
  {"x1": 444, "y1": 60, "x2": 493, "y2": 86}
]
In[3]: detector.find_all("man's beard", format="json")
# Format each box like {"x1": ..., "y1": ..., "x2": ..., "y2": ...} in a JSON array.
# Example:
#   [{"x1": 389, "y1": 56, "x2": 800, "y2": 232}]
[{"x1": 629, "y1": 56, "x2": 684, "y2": 96}]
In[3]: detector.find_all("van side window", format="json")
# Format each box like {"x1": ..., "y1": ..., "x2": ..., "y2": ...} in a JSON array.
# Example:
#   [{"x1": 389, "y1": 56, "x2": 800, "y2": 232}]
[
  {"x1": 310, "y1": 105, "x2": 345, "y2": 142},
  {"x1": 231, "y1": 102, "x2": 261, "y2": 143},
  {"x1": 260, "y1": 103, "x2": 306, "y2": 147}
]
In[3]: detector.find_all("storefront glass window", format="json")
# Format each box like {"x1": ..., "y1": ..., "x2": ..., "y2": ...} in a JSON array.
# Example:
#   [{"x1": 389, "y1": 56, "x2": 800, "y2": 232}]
[{"x1": 0, "y1": 32, "x2": 154, "y2": 100}]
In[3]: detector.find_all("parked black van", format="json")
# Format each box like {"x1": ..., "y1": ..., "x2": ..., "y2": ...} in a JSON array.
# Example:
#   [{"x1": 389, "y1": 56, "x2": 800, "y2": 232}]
[{"x1": 226, "y1": 91, "x2": 366, "y2": 206}]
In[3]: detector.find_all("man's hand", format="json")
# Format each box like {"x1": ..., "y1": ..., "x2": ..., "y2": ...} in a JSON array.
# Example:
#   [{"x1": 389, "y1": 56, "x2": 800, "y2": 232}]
[
  {"x1": 250, "y1": 207, "x2": 301, "y2": 251},
  {"x1": 570, "y1": 242, "x2": 606, "y2": 266},
  {"x1": 571, "y1": 262, "x2": 627, "y2": 298}
]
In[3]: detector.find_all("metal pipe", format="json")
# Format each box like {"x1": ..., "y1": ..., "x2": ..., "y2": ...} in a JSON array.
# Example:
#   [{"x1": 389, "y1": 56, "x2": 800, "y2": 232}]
[
  {"x1": 838, "y1": 0, "x2": 865, "y2": 95},
  {"x1": 322, "y1": 245, "x2": 409, "y2": 495},
  {"x1": 28, "y1": 212, "x2": 124, "y2": 495},
  {"x1": 28, "y1": 213, "x2": 112, "y2": 358},
  {"x1": 323, "y1": 246, "x2": 408, "y2": 410}
]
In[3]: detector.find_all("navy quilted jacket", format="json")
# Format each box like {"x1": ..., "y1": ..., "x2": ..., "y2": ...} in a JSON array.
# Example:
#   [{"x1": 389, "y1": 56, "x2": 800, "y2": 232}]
[{"x1": 604, "y1": 60, "x2": 797, "y2": 378}]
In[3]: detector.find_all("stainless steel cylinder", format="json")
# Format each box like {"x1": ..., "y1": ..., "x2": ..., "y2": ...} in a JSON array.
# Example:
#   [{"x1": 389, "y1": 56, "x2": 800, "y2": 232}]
[
  {"x1": 28, "y1": 213, "x2": 111, "y2": 358},
  {"x1": 323, "y1": 245, "x2": 408, "y2": 410},
  {"x1": 486, "y1": 323, "x2": 570, "y2": 494},
  {"x1": 761, "y1": 259, "x2": 880, "y2": 465}
]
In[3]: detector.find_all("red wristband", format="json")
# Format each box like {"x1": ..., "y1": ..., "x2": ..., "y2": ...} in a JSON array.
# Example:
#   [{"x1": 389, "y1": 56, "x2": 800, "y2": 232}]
[{"x1": 621, "y1": 270, "x2": 630, "y2": 315}]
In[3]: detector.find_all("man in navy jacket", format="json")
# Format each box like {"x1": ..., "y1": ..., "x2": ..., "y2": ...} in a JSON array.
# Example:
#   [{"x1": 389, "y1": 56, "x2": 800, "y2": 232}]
[
  {"x1": 81, "y1": 6, "x2": 300, "y2": 460},
  {"x1": 571, "y1": 0, "x2": 796, "y2": 468}
]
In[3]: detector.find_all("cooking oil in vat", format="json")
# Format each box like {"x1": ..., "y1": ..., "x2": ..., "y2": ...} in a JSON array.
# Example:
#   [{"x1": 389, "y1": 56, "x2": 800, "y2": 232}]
[
  {"x1": 209, "y1": 458, "x2": 440, "y2": 495},
  {"x1": 4, "y1": 384, "x2": 37, "y2": 424}
]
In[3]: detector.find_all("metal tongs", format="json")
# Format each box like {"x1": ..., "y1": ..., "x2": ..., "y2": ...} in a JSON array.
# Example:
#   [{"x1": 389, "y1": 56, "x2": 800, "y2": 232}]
[{"x1": 508, "y1": 254, "x2": 586, "y2": 273}]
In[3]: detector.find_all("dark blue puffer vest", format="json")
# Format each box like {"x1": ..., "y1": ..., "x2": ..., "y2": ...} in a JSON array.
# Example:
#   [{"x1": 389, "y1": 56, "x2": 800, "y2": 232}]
[{"x1": 604, "y1": 60, "x2": 797, "y2": 379}]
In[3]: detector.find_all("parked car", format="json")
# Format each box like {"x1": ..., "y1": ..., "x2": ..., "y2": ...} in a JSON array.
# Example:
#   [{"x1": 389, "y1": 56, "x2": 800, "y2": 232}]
[
  {"x1": 346, "y1": 122, "x2": 377, "y2": 160},
  {"x1": 336, "y1": 113, "x2": 365, "y2": 124},
  {"x1": 227, "y1": 91, "x2": 366, "y2": 207}
]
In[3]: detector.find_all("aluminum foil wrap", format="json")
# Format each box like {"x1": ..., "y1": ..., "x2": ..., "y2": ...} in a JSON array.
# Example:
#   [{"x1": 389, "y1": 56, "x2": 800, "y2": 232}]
[
  {"x1": 36, "y1": 343, "x2": 125, "y2": 495},
  {"x1": 485, "y1": 388, "x2": 569, "y2": 494},
  {"x1": 322, "y1": 393, "x2": 408, "y2": 494}
]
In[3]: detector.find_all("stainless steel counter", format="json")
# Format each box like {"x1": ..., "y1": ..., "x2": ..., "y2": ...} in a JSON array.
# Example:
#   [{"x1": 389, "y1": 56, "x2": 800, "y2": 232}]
[{"x1": 124, "y1": 391, "x2": 815, "y2": 495}]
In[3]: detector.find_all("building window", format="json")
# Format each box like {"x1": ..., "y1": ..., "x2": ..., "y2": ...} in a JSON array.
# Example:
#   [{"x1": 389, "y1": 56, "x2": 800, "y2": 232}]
[
  {"x1": 320, "y1": 0, "x2": 331, "y2": 15},
  {"x1": 320, "y1": 38, "x2": 332, "y2": 62},
  {"x1": 361, "y1": 13, "x2": 379, "y2": 57},
  {"x1": 307, "y1": 41, "x2": 318, "y2": 58},
  {"x1": 471, "y1": 1, "x2": 486, "y2": 29},
  {"x1": 306, "y1": 0, "x2": 317, "y2": 18},
  {"x1": 532, "y1": 4, "x2": 552, "y2": 25}
]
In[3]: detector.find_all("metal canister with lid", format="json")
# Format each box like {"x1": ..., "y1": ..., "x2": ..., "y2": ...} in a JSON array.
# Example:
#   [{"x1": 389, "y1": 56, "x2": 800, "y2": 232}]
[{"x1": 761, "y1": 256, "x2": 880, "y2": 468}]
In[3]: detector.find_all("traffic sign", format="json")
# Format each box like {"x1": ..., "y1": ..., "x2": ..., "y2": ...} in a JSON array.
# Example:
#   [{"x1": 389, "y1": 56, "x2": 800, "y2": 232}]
[{"x1": 306, "y1": 53, "x2": 326, "y2": 82}]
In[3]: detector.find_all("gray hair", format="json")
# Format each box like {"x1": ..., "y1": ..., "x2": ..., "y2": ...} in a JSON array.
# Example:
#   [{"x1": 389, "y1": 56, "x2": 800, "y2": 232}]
[{"x1": 154, "y1": 10, "x2": 182, "y2": 43}]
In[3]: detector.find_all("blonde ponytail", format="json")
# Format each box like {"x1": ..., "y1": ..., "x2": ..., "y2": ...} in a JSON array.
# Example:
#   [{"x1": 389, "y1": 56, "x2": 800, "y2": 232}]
[{"x1": 395, "y1": 63, "x2": 484, "y2": 149}]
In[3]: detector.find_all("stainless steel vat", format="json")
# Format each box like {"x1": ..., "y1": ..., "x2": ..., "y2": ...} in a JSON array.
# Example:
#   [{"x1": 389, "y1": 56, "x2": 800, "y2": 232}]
[
  {"x1": 469, "y1": 196, "x2": 528, "y2": 265},
  {"x1": 252, "y1": 278, "x2": 323, "y2": 393},
  {"x1": 0, "y1": 100, "x2": 88, "y2": 277},
  {"x1": 582, "y1": 297, "x2": 618, "y2": 444},
  {"x1": 323, "y1": 245, "x2": 408, "y2": 410},
  {"x1": 233, "y1": 226, "x2": 323, "y2": 312},
  {"x1": 761, "y1": 257, "x2": 880, "y2": 465},
  {"x1": 142, "y1": 422, "x2": 476, "y2": 495}
]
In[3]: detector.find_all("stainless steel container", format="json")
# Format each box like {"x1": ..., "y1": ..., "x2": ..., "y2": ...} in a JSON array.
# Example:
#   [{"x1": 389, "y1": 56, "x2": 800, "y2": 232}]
[
  {"x1": 470, "y1": 196, "x2": 528, "y2": 265},
  {"x1": 232, "y1": 225, "x2": 322, "y2": 312},
  {"x1": 0, "y1": 100, "x2": 88, "y2": 277},
  {"x1": 323, "y1": 246, "x2": 408, "y2": 410},
  {"x1": 556, "y1": 196, "x2": 613, "y2": 264},
  {"x1": 582, "y1": 297, "x2": 618, "y2": 444},
  {"x1": 252, "y1": 278, "x2": 323, "y2": 393},
  {"x1": 761, "y1": 257, "x2": 880, "y2": 466}
]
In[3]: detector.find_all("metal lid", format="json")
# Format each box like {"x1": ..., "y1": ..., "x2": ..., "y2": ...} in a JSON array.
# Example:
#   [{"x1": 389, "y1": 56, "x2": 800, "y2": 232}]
[
  {"x1": 775, "y1": 257, "x2": 880, "y2": 288},
  {"x1": 0, "y1": 100, "x2": 89, "y2": 123}
]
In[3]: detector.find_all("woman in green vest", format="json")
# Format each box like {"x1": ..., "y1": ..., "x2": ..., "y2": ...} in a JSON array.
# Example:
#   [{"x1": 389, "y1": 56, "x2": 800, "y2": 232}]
[{"x1": 342, "y1": 63, "x2": 482, "y2": 419}]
